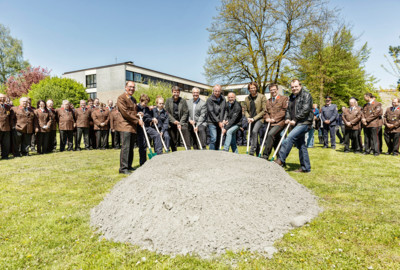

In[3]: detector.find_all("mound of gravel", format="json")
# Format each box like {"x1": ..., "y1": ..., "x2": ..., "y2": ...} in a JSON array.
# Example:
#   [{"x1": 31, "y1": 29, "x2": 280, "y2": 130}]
[{"x1": 91, "y1": 151, "x2": 322, "y2": 258}]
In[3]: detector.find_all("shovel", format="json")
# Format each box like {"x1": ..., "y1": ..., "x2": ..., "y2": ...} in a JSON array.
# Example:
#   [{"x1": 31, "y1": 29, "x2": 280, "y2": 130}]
[
  {"x1": 178, "y1": 125, "x2": 188, "y2": 150},
  {"x1": 139, "y1": 114, "x2": 157, "y2": 159},
  {"x1": 154, "y1": 123, "x2": 169, "y2": 153},
  {"x1": 270, "y1": 123, "x2": 290, "y2": 161},
  {"x1": 246, "y1": 121, "x2": 252, "y2": 154},
  {"x1": 258, "y1": 122, "x2": 271, "y2": 157},
  {"x1": 219, "y1": 123, "x2": 225, "y2": 150},
  {"x1": 192, "y1": 123, "x2": 203, "y2": 150}
]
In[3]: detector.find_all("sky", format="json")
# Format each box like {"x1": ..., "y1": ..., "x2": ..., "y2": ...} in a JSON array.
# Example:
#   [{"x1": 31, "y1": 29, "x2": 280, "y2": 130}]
[{"x1": 0, "y1": 0, "x2": 399, "y2": 89}]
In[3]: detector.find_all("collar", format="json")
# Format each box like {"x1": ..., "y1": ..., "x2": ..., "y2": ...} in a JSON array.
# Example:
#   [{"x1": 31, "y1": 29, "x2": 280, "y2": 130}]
[{"x1": 193, "y1": 98, "x2": 200, "y2": 104}]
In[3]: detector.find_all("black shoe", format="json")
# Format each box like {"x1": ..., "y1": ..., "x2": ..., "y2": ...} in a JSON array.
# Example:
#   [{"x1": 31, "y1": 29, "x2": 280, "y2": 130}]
[
  {"x1": 374, "y1": 153, "x2": 379, "y2": 156},
  {"x1": 261, "y1": 155, "x2": 269, "y2": 160},
  {"x1": 344, "y1": 150, "x2": 349, "y2": 153},
  {"x1": 363, "y1": 152, "x2": 370, "y2": 155},
  {"x1": 393, "y1": 153, "x2": 399, "y2": 156},
  {"x1": 323, "y1": 146, "x2": 328, "y2": 148},
  {"x1": 354, "y1": 151, "x2": 361, "y2": 154},
  {"x1": 385, "y1": 152, "x2": 391, "y2": 155},
  {"x1": 331, "y1": 146, "x2": 336, "y2": 150},
  {"x1": 119, "y1": 170, "x2": 131, "y2": 175},
  {"x1": 76, "y1": 148, "x2": 81, "y2": 151},
  {"x1": 127, "y1": 167, "x2": 136, "y2": 171}
]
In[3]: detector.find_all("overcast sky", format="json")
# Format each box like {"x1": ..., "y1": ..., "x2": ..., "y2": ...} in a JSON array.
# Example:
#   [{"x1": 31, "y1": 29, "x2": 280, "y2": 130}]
[{"x1": 1, "y1": 0, "x2": 399, "y2": 89}]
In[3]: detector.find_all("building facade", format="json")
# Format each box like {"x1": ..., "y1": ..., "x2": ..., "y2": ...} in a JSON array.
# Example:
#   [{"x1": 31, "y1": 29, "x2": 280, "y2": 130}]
[{"x1": 63, "y1": 61, "x2": 285, "y2": 103}]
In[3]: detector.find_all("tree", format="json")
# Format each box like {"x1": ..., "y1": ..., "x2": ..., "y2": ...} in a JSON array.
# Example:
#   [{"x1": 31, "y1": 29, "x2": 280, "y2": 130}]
[
  {"x1": 382, "y1": 42, "x2": 400, "y2": 90},
  {"x1": 204, "y1": 0, "x2": 335, "y2": 93},
  {"x1": 0, "y1": 24, "x2": 29, "y2": 84},
  {"x1": 28, "y1": 77, "x2": 88, "y2": 108},
  {"x1": 135, "y1": 81, "x2": 173, "y2": 106},
  {"x1": 6, "y1": 66, "x2": 51, "y2": 99},
  {"x1": 295, "y1": 25, "x2": 376, "y2": 108}
]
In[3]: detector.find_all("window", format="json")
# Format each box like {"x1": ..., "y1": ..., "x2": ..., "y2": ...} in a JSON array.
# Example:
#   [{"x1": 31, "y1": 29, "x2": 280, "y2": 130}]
[
  {"x1": 133, "y1": 72, "x2": 142, "y2": 83},
  {"x1": 126, "y1": 71, "x2": 134, "y2": 81},
  {"x1": 86, "y1": 74, "x2": 97, "y2": 88},
  {"x1": 89, "y1": 92, "x2": 97, "y2": 99}
]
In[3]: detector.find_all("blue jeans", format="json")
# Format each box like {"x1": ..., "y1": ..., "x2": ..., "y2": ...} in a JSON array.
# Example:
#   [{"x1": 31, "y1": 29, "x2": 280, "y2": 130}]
[
  {"x1": 223, "y1": 125, "x2": 239, "y2": 153},
  {"x1": 306, "y1": 128, "x2": 315, "y2": 147},
  {"x1": 278, "y1": 124, "x2": 311, "y2": 172},
  {"x1": 208, "y1": 123, "x2": 221, "y2": 150}
]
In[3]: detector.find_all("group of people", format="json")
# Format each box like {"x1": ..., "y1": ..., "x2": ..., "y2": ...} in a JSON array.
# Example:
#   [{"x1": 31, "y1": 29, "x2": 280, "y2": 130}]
[
  {"x1": 114, "y1": 79, "x2": 313, "y2": 174},
  {"x1": 1, "y1": 79, "x2": 399, "y2": 174},
  {"x1": 0, "y1": 94, "x2": 122, "y2": 158},
  {"x1": 314, "y1": 94, "x2": 400, "y2": 156}
]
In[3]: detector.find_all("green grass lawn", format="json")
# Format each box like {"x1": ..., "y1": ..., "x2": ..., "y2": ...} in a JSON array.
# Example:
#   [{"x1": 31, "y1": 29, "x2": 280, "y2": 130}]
[{"x1": 1, "y1": 140, "x2": 399, "y2": 269}]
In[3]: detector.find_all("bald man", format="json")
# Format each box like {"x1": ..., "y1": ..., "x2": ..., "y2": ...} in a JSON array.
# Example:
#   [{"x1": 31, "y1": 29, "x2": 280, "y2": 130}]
[
  {"x1": 206, "y1": 84, "x2": 226, "y2": 150},
  {"x1": 222, "y1": 92, "x2": 242, "y2": 153},
  {"x1": 384, "y1": 98, "x2": 400, "y2": 156}
]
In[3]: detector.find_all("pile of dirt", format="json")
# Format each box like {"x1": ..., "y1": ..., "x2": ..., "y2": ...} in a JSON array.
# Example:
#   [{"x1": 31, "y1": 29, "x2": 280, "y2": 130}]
[{"x1": 91, "y1": 150, "x2": 322, "y2": 258}]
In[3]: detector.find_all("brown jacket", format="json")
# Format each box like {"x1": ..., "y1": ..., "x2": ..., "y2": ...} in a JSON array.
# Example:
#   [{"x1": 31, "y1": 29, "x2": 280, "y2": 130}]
[
  {"x1": 35, "y1": 109, "x2": 52, "y2": 132},
  {"x1": 48, "y1": 108, "x2": 57, "y2": 130},
  {"x1": 12, "y1": 106, "x2": 36, "y2": 133},
  {"x1": 0, "y1": 104, "x2": 12, "y2": 132},
  {"x1": 116, "y1": 93, "x2": 139, "y2": 133},
  {"x1": 92, "y1": 109, "x2": 110, "y2": 130},
  {"x1": 342, "y1": 107, "x2": 362, "y2": 130},
  {"x1": 362, "y1": 101, "x2": 382, "y2": 128},
  {"x1": 74, "y1": 107, "x2": 92, "y2": 128},
  {"x1": 110, "y1": 109, "x2": 123, "y2": 132},
  {"x1": 244, "y1": 93, "x2": 267, "y2": 121},
  {"x1": 264, "y1": 95, "x2": 288, "y2": 127},
  {"x1": 56, "y1": 108, "x2": 75, "y2": 131},
  {"x1": 384, "y1": 106, "x2": 400, "y2": 133}
]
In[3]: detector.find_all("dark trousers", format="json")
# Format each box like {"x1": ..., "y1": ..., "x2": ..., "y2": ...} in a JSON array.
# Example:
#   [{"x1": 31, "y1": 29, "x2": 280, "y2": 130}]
[
  {"x1": 31, "y1": 133, "x2": 36, "y2": 150},
  {"x1": 76, "y1": 127, "x2": 89, "y2": 150},
  {"x1": 96, "y1": 130, "x2": 108, "y2": 149},
  {"x1": 112, "y1": 131, "x2": 121, "y2": 148},
  {"x1": 120, "y1": 131, "x2": 136, "y2": 172},
  {"x1": 384, "y1": 131, "x2": 400, "y2": 154},
  {"x1": 378, "y1": 126, "x2": 383, "y2": 153},
  {"x1": 47, "y1": 130, "x2": 57, "y2": 152},
  {"x1": 344, "y1": 129, "x2": 360, "y2": 152},
  {"x1": 262, "y1": 125, "x2": 283, "y2": 158},
  {"x1": 36, "y1": 132, "x2": 49, "y2": 154},
  {"x1": 236, "y1": 128, "x2": 247, "y2": 146},
  {"x1": 0, "y1": 131, "x2": 11, "y2": 158},
  {"x1": 323, "y1": 124, "x2": 336, "y2": 147},
  {"x1": 137, "y1": 128, "x2": 147, "y2": 165},
  {"x1": 364, "y1": 127, "x2": 379, "y2": 154},
  {"x1": 13, "y1": 130, "x2": 32, "y2": 156},
  {"x1": 60, "y1": 130, "x2": 73, "y2": 151},
  {"x1": 146, "y1": 127, "x2": 163, "y2": 154},
  {"x1": 89, "y1": 126, "x2": 96, "y2": 149},
  {"x1": 188, "y1": 124, "x2": 206, "y2": 149},
  {"x1": 169, "y1": 124, "x2": 190, "y2": 152}
]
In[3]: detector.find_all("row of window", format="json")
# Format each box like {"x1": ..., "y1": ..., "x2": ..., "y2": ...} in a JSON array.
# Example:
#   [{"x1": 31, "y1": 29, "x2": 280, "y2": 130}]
[{"x1": 126, "y1": 71, "x2": 208, "y2": 95}]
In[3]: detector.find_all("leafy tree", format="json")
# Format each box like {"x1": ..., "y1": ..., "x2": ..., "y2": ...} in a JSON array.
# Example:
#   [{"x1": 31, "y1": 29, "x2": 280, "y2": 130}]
[
  {"x1": 6, "y1": 66, "x2": 51, "y2": 99},
  {"x1": 204, "y1": 0, "x2": 335, "y2": 93},
  {"x1": 0, "y1": 24, "x2": 29, "y2": 84},
  {"x1": 134, "y1": 81, "x2": 174, "y2": 106},
  {"x1": 382, "y1": 43, "x2": 400, "y2": 90},
  {"x1": 295, "y1": 25, "x2": 376, "y2": 108},
  {"x1": 28, "y1": 77, "x2": 88, "y2": 108}
]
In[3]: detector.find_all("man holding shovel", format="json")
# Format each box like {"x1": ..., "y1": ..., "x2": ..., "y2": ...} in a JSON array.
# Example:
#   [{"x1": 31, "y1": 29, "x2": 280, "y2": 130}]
[
  {"x1": 116, "y1": 81, "x2": 142, "y2": 174},
  {"x1": 260, "y1": 84, "x2": 288, "y2": 160},
  {"x1": 187, "y1": 87, "x2": 207, "y2": 149},
  {"x1": 274, "y1": 79, "x2": 313, "y2": 173},
  {"x1": 165, "y1": 86, "x2": 190, "y2": 152}
]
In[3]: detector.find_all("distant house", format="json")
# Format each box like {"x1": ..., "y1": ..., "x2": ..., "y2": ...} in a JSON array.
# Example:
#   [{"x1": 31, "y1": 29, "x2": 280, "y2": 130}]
[{"x1": 62, "y1": 61, "x2": 286, "y2": 102}]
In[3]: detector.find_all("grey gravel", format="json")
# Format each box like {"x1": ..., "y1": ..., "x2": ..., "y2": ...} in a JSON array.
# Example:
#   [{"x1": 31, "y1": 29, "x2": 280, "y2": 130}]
[{"x1": 91, "y1": 150, "x2": 322, "y2": 258}]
